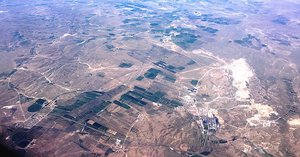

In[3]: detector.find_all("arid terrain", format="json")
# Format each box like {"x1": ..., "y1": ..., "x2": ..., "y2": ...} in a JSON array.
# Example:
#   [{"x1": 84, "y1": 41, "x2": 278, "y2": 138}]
[{"x1": 0, "y1": 0, "x2": 300, "y2": 157}]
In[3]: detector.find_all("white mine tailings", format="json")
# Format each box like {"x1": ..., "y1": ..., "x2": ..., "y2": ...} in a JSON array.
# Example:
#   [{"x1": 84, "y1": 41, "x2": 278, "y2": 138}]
[
  {"x1": 228, "y1": 58, "x2": 254, "y2": 101},
  {"x1": 227, "y1": 59, "x2": 279, "y2": 127},
  {"x1": 288, "y1": 117, "x2": 300, "y2": 130},
  {"x1": 246, "y1": 101, "x2": 278, "y2": 127}
]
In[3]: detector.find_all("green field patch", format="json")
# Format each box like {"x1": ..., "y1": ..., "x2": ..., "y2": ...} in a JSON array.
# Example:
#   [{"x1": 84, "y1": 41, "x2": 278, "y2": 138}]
[
  {"x1": 13, "y1": 32, "x2": 25, "y2": 41},
  {"x1": 131, "y1": 90, "x2": 159, "y2": 102},
  {"x1": 97, "y1": 72, "x2": 105, "y2": 77},
  {"x1": 272, "y1": 16, "x2": 289, "y2": 25},
  {"x1": 120, "y1": 93, "x2": 147, "y2": 106},
  {"x1": 134, "y1": 86, "x2": 146, "y2": 91},
  {"x1": 119, "y1": 62, "x2": 133, "y2": 68},
  {"x1": 153, "y1": 91, "x2": 166, "y2": 99},
  {"x1": 157, "y1": 97, "x2": 171, "y2": 106},
  {"x1": 164, "y1": 75, "x2": 176, "y2": 83},
  {"x1": 203, "y1": 27, "x2": 218, "y2": 34},
  {"x1": 91, "y1": 101, "x2": 111, "y2": 113},
  {"x1": 171, "y1": 32, "x2": 198, "y2": 48},
  {"x1": 144, "y1": 68, "x2": 161, "y2": 79},
  {"x1": 19, "y1": 40, "x2": 31, "y2": 47},
  {"x1": 124, "y1": 86, "x2": 183, "y2": 109},
  {"x1": 91, "y1": 122, "x2": 108, "y2": 132},
  {"x1": 106, "y1": 44, "x2": 115, "y2": 50},
  {"x1": 136, "y1": 76, "x2": 144, "y2": 81},
  {"x1": 85, "y1": 91, "x2": 103, "y2": 99},
  {"x1": 132, "y1": 87, "x2": 159, "y2": 101},
  {"x1": 86, "y1": 120, "x2": 109, "y2": 132},
  {"x1": 123, "y1": 18, "x2": 140, "y2": 24},
  {"x1": 122, "y1": 18, "x2": 143, "y2": 27},
  {"x1": 170, "y1": 100, "x2": 182, "y2": 107},
  {"x1": 131, "y1": 86, "x2": 166, "y2": 102},
  {"x1": 188, "y1": 14, "x2": 240, "y2": 25},
  {"x1": 233, "y1": 34, "x2": 266, "y2": 50},
  {"x1": 75, "y1": 101, "x2": 111, "y2": 121},
  {"x1": 113, "y1": 100, "x2": 131, "y2": 109},
  {"x1": 191, "y1": 80, "x2": 199, "y2": 86},
  {"x1": 197, "y1": 25, "x2": 219, "y2": 34},
  {"x1": 150, "y1": 29, "x2": 164, "y2": 34},
  {"x1": 187, "y1": 60, "x2": 196, "y2": 65},
  {"x1": 164, "y1": 26, "x2": 199, "y2": 48},
  {"x1": 150, "y1": 22, "x2": 160, "y2": 27},
  {"x1": 63, "y1": 114, "x2": 76, "y2": 120},
  {"x1": 54, "y1": 91, "x2": 104, "y2": 113},
  {"x1": 72, "y1": 100, "x2": 88, "y2": 108},
  {"x1": 167, "y1": 65, "x2": 176, "y2": 70},
  {"x1": 157, "y1": 98, "x2": 182, "y2": 108},
  {"x1": 154, "y1": 61, "x2": 185, "y2": 72},
  {"x1": 52, "y1": 106, "x2": 71, "y2": 114},
  {"x1": 177, "y1": 66, "x2": 185, "y2": 70}
]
